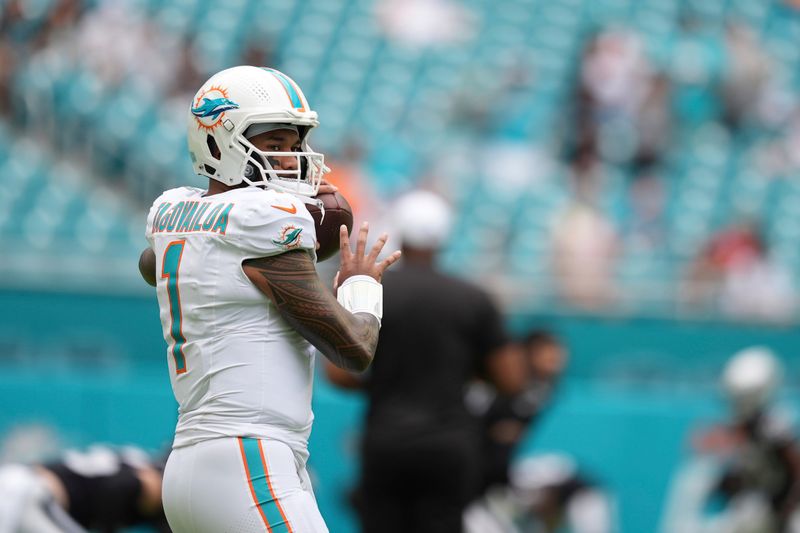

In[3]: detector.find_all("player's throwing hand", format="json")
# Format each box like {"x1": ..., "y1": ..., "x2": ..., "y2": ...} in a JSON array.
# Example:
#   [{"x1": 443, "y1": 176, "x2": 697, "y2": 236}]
[{"x1": 336, "y1": 222, "x2": 401, "y2": 290}]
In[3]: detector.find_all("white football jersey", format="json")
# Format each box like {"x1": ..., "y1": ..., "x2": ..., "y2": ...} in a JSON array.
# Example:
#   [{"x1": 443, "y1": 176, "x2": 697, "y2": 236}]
[{"x1": 145, "y1": 186, "x2": 318, "y2": 456}]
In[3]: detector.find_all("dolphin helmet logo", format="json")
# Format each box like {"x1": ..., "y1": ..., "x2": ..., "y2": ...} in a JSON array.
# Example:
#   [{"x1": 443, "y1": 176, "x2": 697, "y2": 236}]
[
  {"x1": 191, "y1": 97, "x2": 239, "y2": 119},
  {"x1": 191, "y1": 85, "x2": 239, "y2": 131}
]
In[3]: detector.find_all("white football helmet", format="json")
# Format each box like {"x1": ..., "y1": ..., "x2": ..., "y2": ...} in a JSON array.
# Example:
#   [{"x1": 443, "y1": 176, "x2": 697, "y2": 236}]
[
  {"x1": 186, "y1": 65, "x2": 327, "y2": 196},
  {"x1": 722, "y1": 346, "x2": 782, "y2": 419}
]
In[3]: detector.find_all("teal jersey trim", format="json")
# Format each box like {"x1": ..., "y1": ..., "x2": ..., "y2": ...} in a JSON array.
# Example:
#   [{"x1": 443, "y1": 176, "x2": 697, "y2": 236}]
[{"x1": 162, "y1": 241, "x2": 187, "y2": 373}]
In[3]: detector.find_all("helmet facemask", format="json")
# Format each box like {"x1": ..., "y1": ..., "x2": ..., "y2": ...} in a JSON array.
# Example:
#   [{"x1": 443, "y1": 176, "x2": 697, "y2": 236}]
[{"x1": 235, "y1": 122, "x2": 326, "y2": 197}]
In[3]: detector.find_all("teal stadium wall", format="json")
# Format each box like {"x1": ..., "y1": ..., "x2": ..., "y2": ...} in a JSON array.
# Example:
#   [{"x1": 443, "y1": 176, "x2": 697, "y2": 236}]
[{"x1": 0, "y1": 288, "x2": 798, "y2": 533}]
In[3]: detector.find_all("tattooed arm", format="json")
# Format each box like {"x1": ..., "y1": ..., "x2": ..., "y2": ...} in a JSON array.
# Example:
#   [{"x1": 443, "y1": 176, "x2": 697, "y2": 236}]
[
  {"x1": 243, "y1": 223, "x2": 400, "y2": 372},
  {"x1": 243, "y1": 250, "x2": 378, "y2": 371}
]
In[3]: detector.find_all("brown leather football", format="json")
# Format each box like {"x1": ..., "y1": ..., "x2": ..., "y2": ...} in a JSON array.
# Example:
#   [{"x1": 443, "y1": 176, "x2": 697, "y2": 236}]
[{"x1": 307, "y1": 192, "x2": 353, "y2": 262}]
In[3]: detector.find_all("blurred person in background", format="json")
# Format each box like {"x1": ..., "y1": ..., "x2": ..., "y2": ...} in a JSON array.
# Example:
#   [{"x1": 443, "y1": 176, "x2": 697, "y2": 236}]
[
  {"x1": 664, "y1": 347, "x2": 800, "y2": 533},
  {"x1": 552, "y1": 150, "x2": 620, "y2": 311},
  {"x1": 464, "y1": 454, "x2": 615, "y2": 533},
  {"x1": 75, "y1": 2, "x2": 178, "y2": 92},
  {"x1": 466, "y1": 330, "x2": 568, "y2": 495},
  {"x1": 687, "y1": 219, "x2": 764, "y2": 289},
  {"x1": 686, "y1": 219, "x2": 796, "y2": 322},
  {"x1": 633, "y1": 74, "x2": 672, "y2": 170},
  {"x1": 0, "y1": 444, "x2": 169, "y2": 533},
  {"x1": 721, "y1": 23, "x2": 774, "y2": 131},
  {"x1": 375, "y1": 0, "x2": 475, "y2": 49},
  {"x1": 578, "y1": 29, "x2": 652, "y2": 133},
  {"x1": 577, "y1": 28, "x2": 658, "y2": 166},
  {"x1": 326, "y1": 190, "x2": 526, "y2": 533}
]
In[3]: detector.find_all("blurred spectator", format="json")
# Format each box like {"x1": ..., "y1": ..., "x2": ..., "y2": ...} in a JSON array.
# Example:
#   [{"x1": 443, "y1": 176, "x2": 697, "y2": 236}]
[
  {"x1": 687, "y1": 219, "x2": 796, "y2": 322},
  {"x1": 75, "y1": 2, "x2": 180, "y2": 92},
  {"x1": 700, "y1": 219, "x2": 764, "y2": 273},
  {"x1": 466, "y1": 330, "x2": 568, "y2": 494},
  {"x1": 580, "y1": 29, "x2": 652, "y2": 127},
  {"x1": 465, "y1": 454, "x2": 615, "y2": 533},
  {"x1": 666, "y1": 347, "x2": 800, "y2": 532},
  {"x1": 719, "y1": 258, "x2": 796, "y2": 323},
  {"x1": 721, "y1": 23, "x2": 773, "y2": 130},
  {"x1": 578, "y1": 28, "x2": 655, "y2": 164},
  {"x1": 634, "y1": 74, "x2": 672, "y2": 169},
  {"x1": 0, "y1": 444, "x2": 169, "y2": 533},
  {"x1": 551, "y1": 202, "x2": 619, "y2": 310},
  {"x1": 375, "y1": 0, "x2": 475, "y2": 48},
  {"x1": 168, "y1": 37, "x2": 204, "y2": 99},
  {"x1": 326, "y1": 190, "x2": 525, "y2": 533},
  {"x1": 552, "y1": 154, "x2": 620, "y2": 311}
]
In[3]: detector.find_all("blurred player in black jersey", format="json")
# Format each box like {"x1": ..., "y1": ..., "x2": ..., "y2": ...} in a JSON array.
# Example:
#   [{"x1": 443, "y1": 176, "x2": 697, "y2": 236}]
[
  {"x1": 464, "y1": 332, "x2": 618, "y2": 532},
  {"x1": 466, "y1": 330, "x2": 568, "y2": 495},
  {"x1": 700, "y1": 347, "x2": 800, "y2": 531},
  {"x1": 326, "y1": 190, "x2": 525, "y2": 533},
  {"x1": 664, "y1": 347, "x2": 800, "y2": 532},
  {"x1": 0, "y1": 444, "x2": 169, "y2": 533},
  {"x1": 464, "y1": 454, "x2": 615, "y2": 533}
]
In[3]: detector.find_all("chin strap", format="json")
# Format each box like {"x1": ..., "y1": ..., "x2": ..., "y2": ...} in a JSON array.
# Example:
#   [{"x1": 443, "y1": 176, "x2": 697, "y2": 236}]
[{"x1": 299, "y1": 196, "x2": 325, "y2": 222}]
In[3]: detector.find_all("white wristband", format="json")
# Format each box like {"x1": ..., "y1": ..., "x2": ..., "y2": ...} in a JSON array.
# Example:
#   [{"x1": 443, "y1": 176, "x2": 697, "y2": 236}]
[{"x1": 337, "y1": 275, "x2": 383, "y2": 323}]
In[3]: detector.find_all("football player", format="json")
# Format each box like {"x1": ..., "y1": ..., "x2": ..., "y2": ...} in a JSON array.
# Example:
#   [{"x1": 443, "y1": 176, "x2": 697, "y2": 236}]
[
  {"x1": 139, "y1": 66, "x2": 399, "y2": 532},
  {"x1": 467, "y1": 330, "x2": 568, "y2": 494},
  {"x1": 0, "y1": 444, "x2": 168, "y2": 533},
  {"x1": 664, "y1": 347, "x2": 800, "y2": 532},
  {"x1": 464, "y1": 454, "x2": 615, "y2": 533}
]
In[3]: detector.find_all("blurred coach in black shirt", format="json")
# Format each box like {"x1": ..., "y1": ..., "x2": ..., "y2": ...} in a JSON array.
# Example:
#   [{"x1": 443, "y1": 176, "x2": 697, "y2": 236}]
[{"x1": 326, "y1": 190, "x2": 525, "y2": 533}]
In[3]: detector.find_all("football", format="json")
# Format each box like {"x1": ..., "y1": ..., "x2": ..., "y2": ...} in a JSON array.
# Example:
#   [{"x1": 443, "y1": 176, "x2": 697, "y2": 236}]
[
  {"x1": 307, "y1": 191, "x2": 354, "y2": 262},
  {"x1": 139, "y1": 247, "x2": 157, "y2": 287}
]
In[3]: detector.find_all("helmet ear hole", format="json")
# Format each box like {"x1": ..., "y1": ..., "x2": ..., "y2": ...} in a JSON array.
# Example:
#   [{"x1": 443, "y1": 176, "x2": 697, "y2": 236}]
[
  {"x1": 204, "y1": 164, "x2": 217, "y2": 175},
  {"x1": 206, "y1": 135, "x2": 221, "y2": 160}
]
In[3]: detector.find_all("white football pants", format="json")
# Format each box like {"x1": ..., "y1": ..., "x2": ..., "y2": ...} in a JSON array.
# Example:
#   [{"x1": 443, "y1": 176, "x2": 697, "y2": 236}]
[{"x1": 162, "y1": 437, "x2": 328, "y2": 533}]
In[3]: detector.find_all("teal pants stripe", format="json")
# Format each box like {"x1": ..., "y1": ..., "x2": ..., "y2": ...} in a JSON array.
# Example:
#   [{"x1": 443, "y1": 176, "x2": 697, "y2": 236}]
[{"x1": 240, "y1": 438, "x2": 292, "y2": 533}]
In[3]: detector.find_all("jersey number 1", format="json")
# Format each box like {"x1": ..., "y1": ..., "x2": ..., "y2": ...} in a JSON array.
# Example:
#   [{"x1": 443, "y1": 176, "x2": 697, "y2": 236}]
[{"x1": 162, "y1": 241, "x2": 187, "y2": 374}]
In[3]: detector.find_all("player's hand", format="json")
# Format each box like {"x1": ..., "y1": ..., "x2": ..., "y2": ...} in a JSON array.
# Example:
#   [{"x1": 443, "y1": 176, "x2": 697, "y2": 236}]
[
  {"x1": 335, "y1": 222, "x2": 401, "y2": 290},
  {"x1": 316, "y1": 179, "x2": 338, "y2": 196}
]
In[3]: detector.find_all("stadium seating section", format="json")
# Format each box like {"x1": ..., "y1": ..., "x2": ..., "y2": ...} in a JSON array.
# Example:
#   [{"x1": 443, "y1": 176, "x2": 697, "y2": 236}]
[{"x1": 3, "y1": 0, "x2": 800, "y2": 314}]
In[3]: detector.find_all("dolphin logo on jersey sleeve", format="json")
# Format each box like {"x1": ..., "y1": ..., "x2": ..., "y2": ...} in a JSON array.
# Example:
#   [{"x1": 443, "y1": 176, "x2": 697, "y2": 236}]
[{"x1": 272, "y1": 225, "x2": 303, "y2": 249}]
